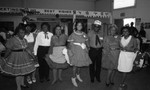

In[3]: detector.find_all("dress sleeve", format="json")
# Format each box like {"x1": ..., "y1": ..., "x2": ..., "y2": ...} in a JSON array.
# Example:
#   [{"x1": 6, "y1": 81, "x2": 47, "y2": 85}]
[
  {"x1": 68, "y1": 33, "x2": 74, "y2": 42},
  {"x1": 5, "y1": 38, "x2": 14, "y2": 49}
]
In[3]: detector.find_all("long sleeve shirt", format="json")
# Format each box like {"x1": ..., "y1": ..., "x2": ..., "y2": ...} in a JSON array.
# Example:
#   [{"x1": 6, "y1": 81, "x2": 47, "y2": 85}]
[{"x1": 33, "y1": 31, "x2": 53, "y2": 55}]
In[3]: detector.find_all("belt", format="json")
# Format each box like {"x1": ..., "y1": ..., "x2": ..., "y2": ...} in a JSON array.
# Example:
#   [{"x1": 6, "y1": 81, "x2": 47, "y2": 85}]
[
  {"x1": 12, "y1": 49, "x2": 24, "y2": 52},
  {"x1": 110, "y1": 48, "x2": 120, "y2": 50},
  {"x1": 54, "y1": 45, "x2": 66, "y2": 47},
  {"x1": 90, "y1": 47, "x2": 103, "y2": 50},
  {"x1": 121, "y1": 50, "x2": 134, "y2": 53},
  {"x1": 39, "y1": 46, "x2": 50, "y2": 48}
]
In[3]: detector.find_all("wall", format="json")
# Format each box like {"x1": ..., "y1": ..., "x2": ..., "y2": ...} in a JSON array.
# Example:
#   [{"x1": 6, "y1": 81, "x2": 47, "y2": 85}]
[
  {"x1": 112, "y1": 0, "x2": 150, "y2": 39},
  {"x1": 0, "y1": 16, "x2": 22, "y2": 30},
  {"x1": 95, "y1": 0, "x2": 112, "y2": 12},
  {"x1": 0, "y1": 0, "x2": 111, "y2": 31},
  {"x1": 0, "y1": 0, "x2": 23, "y2": 7},
  {"x1": 25, "y1": 0, "x2": 95, "y2": 11}
]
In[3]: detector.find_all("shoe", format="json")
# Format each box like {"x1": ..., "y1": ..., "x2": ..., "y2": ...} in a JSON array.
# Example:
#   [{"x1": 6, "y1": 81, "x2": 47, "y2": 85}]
[
  {"x1": 46, "y1": 78, "x2": 50, "y2": 81},
  {"x1": 58, "y1": 78, "x2": 63, "y2": 82},
  {"x1": 110, "y1": 82, "x2": 114, "y2": 85},
  {"x1": 71, "y1": 77, "x2": 78, "y2": 87},
  {"x1": 120, "y1": 83, "x2": 126, "y2": 87},
  {"x1": 76, "y1": 74, "x2": 83, "y2": 82},
  {"x1": 96, "y1": 78, "x2": 101, "y2": 83},
  {"x1": 91, "y1": 79, "x2": 94, "y2": 83},
  {"x1": 105, "y1": 82, "x2": 110, "y2": 87},
  {"x1": 27, "y1": 78, "x2": 32, "y2": 84},
  {"x1": 40, "y1": 79, "x2": 44, "y2": 83},
  {"x1": 51, "y1": 80, "x2": 57, "y2": 85},
  {"x1": 21, "y1": 85, "x2": 29, "y2": 88},
  {"x1": 32, "y1": 78, "x2": 36, "y2": 83}
]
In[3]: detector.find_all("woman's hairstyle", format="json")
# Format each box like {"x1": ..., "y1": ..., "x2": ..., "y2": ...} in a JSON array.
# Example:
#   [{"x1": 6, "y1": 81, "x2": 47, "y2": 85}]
[
  {"x1": 53, "y1": 25, "x2": 61, "y2": 35},
  {"x1": 25, "y1": 24, "x2": 31, "y2": 28},
  {"x1": 74, "y1": 21, "x2": 84, "y2": 31},
  {"x1": 29, "y1": 23, "x2": 37, "y2": 32},
  {"x1": 109, "y1": 24, "x2": 118, "y2": 35},
  {"x1": 14, "y1": 23, "x2": 26, "y2": 35},
  {"x1": 41, "y1": 22, "x2": 50, "y2": 32},
  {"x1": 120, "y1": 26, "x2": 131, "y2": 35}
]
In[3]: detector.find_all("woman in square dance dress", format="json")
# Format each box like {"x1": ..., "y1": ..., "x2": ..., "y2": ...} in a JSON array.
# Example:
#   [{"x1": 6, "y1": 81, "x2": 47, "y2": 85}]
[
  {"x1": 68, "y1": 21, "x2": 92, "y2": 87},
  {"x1": 45, "y1": 25, "x2": 68, "y2": 85},
  {"x1": 118, "y1": 26, "x2": 138, "y2": 87},
  {"x1": 0, "y1": 23, "x2": 36, "y2": 90}
]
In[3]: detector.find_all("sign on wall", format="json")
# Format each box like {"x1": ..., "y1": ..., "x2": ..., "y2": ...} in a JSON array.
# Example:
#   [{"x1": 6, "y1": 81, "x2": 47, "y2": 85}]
[{"x1": 0, "y1": 7, "x2": 111, "y2": 18}]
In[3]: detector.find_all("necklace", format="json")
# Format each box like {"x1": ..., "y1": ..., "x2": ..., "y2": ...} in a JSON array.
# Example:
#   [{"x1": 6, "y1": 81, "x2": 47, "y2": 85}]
[
  {"x1": 15, "y1": 36, "x2": 27, "y2": 49},
  {"x1": 74, "y1": 31, "x2": 83, "y2": 35}
]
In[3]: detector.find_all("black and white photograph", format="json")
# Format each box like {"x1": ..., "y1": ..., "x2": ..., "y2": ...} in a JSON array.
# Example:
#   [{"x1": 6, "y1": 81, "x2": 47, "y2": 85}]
[{"x1": 0, "y1": 0, "x2": 150, "y2": 90}]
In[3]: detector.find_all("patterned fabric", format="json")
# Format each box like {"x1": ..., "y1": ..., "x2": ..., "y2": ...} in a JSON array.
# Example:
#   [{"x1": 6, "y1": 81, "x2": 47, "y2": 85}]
[
  {"x1": 102, "y1": 35, "x2": 120, "y2": 69},
  {"x1": 0, "y1": 36, "x2": 36, "y2": 76},
  {"x1": 68, "y1": 31, "x2": 92, "y2": 67}
]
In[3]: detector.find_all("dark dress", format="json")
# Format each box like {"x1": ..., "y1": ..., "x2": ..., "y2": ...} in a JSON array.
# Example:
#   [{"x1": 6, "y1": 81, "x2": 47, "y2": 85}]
[
  {"x1": 0, "y1": 36, "x2": 36, "y2": 76},
  {"x1": 102, "y1": 35, "x2": 120, "y2": 69}
]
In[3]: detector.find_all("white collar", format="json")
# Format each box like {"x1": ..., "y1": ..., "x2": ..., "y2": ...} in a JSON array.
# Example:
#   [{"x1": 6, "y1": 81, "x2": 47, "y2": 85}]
[{"x1": 121, "y1": 35, "x2": 132, "y2": 47}]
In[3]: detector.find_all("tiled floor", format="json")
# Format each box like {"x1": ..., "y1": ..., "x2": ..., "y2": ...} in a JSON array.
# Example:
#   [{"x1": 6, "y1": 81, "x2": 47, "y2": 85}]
[{"x1": 0, "y1": 66, "x2": 150, "y2": 90}]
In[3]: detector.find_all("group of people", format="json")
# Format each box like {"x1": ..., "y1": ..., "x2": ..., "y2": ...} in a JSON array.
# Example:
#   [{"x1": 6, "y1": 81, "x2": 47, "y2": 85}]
[{"x1": 0, "y1": 20, "x2": 141, "y2": 90}]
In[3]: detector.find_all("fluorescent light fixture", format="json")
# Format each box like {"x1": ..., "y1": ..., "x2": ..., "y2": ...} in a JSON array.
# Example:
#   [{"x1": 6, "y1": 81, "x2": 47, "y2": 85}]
[{"x1": 113, "y1": 0, "x2": 136, "y2": 9}]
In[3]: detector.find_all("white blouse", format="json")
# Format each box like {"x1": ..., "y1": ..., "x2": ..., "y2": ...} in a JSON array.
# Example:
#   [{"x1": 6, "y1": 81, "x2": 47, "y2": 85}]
[
  {"x1": 24, "y1": 33, "x2": 34, "y2": 43},
  {"x1": 34, "y1": 31, "x2": 53, "y2": 55}
]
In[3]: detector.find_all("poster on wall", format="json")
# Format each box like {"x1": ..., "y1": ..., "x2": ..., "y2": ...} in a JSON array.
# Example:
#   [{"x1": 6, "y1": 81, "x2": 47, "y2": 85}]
[{"x1": 144, "y1": 22, "x2": 150, "y2": 29}]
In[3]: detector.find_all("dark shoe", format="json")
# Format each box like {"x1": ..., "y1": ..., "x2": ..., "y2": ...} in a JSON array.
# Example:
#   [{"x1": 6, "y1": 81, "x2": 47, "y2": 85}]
[
  {"x1": 91, "y1": 79, "x2": 94, "y2": 83},
  {"x1": 21, "y1": 85, "x2": 29, "y2": 88},
  {"x1": 96, "y1": 78, "x2": 101, "y2": 83},
  {"x1": 46, "y1": 78, "x2": 50, "y2": 81},
  {"x1": 106, "y1": 83, "x2": 110, "y2": 87},
  {"x1": 110, "y1": 82, "x2": 114, "y2": 85},
  {"x1": 40, "y1": 79, "x2": 44, "y2": 83}
]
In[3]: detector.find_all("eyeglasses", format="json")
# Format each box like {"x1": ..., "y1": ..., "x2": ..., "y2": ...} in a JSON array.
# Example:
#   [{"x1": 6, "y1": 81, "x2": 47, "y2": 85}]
[{"x1": 94, "y1": 25, "x2": 101, "y2": 29}]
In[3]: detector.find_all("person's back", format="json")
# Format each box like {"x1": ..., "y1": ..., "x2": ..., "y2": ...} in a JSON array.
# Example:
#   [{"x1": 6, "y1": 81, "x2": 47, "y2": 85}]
[
  {"x1": 130, "y1": 22, "x2": 138, "y2": 37},
  {"x1": 139, "y1": 23, "x2": 146, "y2": 38}
]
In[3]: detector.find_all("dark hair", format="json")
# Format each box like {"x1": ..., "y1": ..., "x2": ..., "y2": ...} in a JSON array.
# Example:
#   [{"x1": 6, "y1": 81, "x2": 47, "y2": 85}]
[
  {"x1": 25, "y1": 24, "x2": 32, "y2": 29},
  {"x1": 41, "y1": 22, "x2": 50, "y2": 32},
  {"x1": 121, "y1": 26, "x2": 131, "y2": 35},
  {"x1": 30, "y1": 23, "x2": 37, "y2": 32},
  {"x1": 53, "y1": 25, "x2": 61, "y2": 35},
  {"x1": 74, "y1": 21, "x2": 84, "y2": 31},
  {"x1": 14, "y1": 23, "x2": 26, "y2": 35}
]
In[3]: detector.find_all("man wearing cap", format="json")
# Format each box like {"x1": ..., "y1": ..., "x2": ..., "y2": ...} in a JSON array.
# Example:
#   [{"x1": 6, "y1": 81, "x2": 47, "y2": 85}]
[{"x1": 87, "y1": 20, "x2": 103, "y2": 83}]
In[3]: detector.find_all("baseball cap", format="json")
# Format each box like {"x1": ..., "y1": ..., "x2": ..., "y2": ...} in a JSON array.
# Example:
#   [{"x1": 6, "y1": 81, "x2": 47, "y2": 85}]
[{"x1": 94, "y1": 20, "x2": 102, "y2": 26}]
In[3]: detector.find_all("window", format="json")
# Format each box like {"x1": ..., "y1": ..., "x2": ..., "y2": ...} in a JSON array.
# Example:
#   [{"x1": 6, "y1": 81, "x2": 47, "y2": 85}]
[
  {"x1": 123, "y1": 18, "x2": 135, "y2": 27},
  {"x1": 113, "y1": 0, "x2": 136, "y2": 9}
]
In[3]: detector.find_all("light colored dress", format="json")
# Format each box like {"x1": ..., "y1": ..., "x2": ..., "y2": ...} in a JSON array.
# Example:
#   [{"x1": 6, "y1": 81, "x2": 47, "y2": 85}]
[
  {"x1": 45, "y1": 34, "x2": 69, "y2": 69},
  {"x1": 118, "y1": 36, "x2": 137, "y2": 72},
  {"x1": 68, "y1": 31, "x2": 92, "y2": 67},
  {"x1": 102, "y1": 35, "x2": 120, "y2": 69}
]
